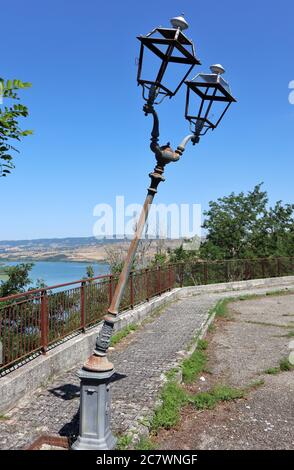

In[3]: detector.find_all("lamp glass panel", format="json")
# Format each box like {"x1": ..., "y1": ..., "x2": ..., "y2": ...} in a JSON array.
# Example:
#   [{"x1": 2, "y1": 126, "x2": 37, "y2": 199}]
[{"x1": 187, "y1": 90, "x2": 229, "y2": 128}]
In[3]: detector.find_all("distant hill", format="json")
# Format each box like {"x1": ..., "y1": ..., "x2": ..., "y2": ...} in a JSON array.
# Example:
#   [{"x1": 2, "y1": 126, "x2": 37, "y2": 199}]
[
  {"x1": 0, "y1": 236, "x2": 123, "y2": 250},
  {"x1": 0, "y1": 236, "x2": 184, "y2": 263}
]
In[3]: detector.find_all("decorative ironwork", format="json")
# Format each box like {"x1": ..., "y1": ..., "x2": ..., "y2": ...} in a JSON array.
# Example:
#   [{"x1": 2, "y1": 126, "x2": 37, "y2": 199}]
[{"x1": 94, "y1": 319, "x2": 114, "y2": 355}]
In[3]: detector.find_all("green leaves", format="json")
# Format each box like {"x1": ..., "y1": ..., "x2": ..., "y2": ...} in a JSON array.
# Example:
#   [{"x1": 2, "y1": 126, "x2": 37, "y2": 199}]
[
  {"x1": 0, "y1": 77, "x2": 32, "y2": 177},
  {"x1": 200, "y1": 183, "x2": 294, "y2": 260},
  {"x1": 3, "y1": 79, "x2": 32, "y2": 91},
  {"x1": 0, "y1": 263, "x2": 34, "y2": 297}
]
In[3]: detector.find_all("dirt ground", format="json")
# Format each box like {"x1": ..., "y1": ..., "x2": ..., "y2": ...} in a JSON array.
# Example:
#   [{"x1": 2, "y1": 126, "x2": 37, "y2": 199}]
[{"x1": 156, "y1": 293, "x2": 294, "y2": 450}]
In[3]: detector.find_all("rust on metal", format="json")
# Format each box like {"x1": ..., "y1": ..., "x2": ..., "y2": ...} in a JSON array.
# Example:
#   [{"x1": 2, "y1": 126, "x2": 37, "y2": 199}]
[
  {"x1": 25, "y1": 435, "x2": 69, "y2": 450},
  {"x1": 83, "y1": 354, "x2": 114, "y2": 372}
]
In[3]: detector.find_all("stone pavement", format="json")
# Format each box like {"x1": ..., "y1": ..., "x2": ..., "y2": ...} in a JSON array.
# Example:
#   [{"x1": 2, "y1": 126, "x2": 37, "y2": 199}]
[
  {"x1": 157, "y1": 293, "x2": 294, "y2": 450},
  {"x1": 0, "y1": 282, "x2": 293, "y2": 450}
]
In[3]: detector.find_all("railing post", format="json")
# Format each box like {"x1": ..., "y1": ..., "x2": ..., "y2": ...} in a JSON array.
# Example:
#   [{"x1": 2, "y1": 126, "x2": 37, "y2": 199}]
[
  {"x1": 244, "y1": 260, "x2": 250, "y2": 280},
  {"x1": 145, "y1": 268, "x2": 149, "y2": 301},
  {"x1": 277, "y1": 257, "x2": 281, "y2": 277},
  {"x1": 180, "y1": 262, "x2": 184, "y2": 287},
  {"x1": 40, "y1": 290, "x2": 48, "y2": 354},
  {"x1": 81, "y1": 281, "x2": 86, "y2": 332},
  {"x1": 203, "y1": 262, "x2": 208, "y2": 285},
  {"x1": 226, "y1": 261, "x2": 230, "y2": 282},
  {"x1": 157, "y1": 265, "x2": 161, "y2": 295},
  {"x1": 168, "y1": 264, "x2": 172, "y2": 290},
  {"x1": 261, "y1": 259, "x2": 266, "y2": 278},
  {"x1": 130, "y1": 271, "x2": 134, "y2": 309},
  {"x1": 108, "y1": 274, "x2": 114, "y2": 307}
]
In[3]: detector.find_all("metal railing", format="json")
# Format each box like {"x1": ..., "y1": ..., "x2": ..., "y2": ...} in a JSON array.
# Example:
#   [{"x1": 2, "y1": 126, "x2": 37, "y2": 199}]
[
  {"x1": 1, "y1": 256, "x2": 294, "y2": 374},
  {"x1": 179, "y1": 256, "x2": 294, "y2": 286},
  {"x1": 0, "y1": 264, "x2": 179, "y2": 373}
]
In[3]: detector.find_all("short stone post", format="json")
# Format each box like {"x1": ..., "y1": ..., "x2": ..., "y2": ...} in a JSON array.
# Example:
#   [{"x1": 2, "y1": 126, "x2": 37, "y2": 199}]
[{"x1": 72, "y1": 368, "x2": 117, "y2": 450}]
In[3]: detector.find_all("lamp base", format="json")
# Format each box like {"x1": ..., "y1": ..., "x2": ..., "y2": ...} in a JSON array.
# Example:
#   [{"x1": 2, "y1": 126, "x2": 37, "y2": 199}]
[
  {"x1": 83, "y1": 354, "x2": 114, "y2": 372},
  {"x1": 72, "y1": 431, "x2": 117, "y2": 451},
  {"x1": 72, "y1": 368, "x2": 117, "y2": 451}
]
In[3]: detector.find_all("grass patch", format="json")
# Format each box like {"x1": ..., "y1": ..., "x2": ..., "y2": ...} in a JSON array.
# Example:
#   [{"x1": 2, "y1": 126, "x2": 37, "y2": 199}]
[
  {"x1": 190, "y1": 384, "x2": 244, "y2": 410},
  {"x1": 265, "y1": 367, "x2": 280, "y2": 375},
  {"x1": 212, "y1": 384, "x2": 244, "y2": 401},
  {"x1": 247, "y1": 379, "x2": 265, "y2": 388},
  {"x1": 265, "y1": 289, "x2": 293, "y2": 297},
  {"x1": 182, "y1": 346, "x2": 207, "y2": 384},
  {"x1": 212, "y1": 298, "x2": 231, "y2": 318},
  {"x1": 198, "y1": 339, "x2": 208, "y2": 350},
  {"x1": 191, "y1": 392, "x2": 217, "y2": 410},
  {"x1": 134, "y1": 436, "x2": 155, "y2": 450},
  {"x1": 207, "y1": 323, "x2": 215, "y2": 333},
  {"x1": 116, "y1": 434, "x2": 132, "y2": 450},
  {"x1": 279, "y1": 358, "x2": 293, "y2": 371},
  {"x1": 151, "y1": 379, "x2": 245, "y2": 431},
  {"x1": 165, "y1": 368, "x2": 180, "y2": 381},
  {"x1": 0, "y1": 415, "x2": 8, "y2": 421},
  {"x1": 110, "y1": 324, "x2": 138, "y2": 347},
  {"x1": 151, "y1": 381, "x2": 188, "y2": 431},
  {"x1": 264, "y1": 358, "x2": 293, "y2": 375}
]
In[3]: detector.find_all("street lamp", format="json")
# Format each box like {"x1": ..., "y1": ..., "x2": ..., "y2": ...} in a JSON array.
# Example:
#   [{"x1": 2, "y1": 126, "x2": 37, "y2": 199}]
[
  {"x1": 185, "y1": 64, "x2": 236, "y2": 140},
  {"x1": 137, "y1": 14, "x2": 201, "y2": 101},
  {"x1": 73, "y1": 15, "x2": 236, "y2": 451}
]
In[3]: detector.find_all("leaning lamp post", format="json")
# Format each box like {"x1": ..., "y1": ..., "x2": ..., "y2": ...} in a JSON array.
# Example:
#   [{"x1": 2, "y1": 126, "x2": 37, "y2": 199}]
[{"x1": 72, "y1": 15, "x2": 236, "y2": 450}]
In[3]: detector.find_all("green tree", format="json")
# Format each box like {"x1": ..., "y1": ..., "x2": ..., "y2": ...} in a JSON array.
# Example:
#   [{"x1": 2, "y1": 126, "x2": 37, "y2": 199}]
[
  {"x1": 85, "y1": 265, "x2": 95, "y2": 279},
  {"x1": 0, "y1": 263, "x2": 34, "y2": 297},
  {"x1": 0, "y1": 78, "x2": 32, "y2": 177},
  {"x1": 200, "y1": 184, "x2": 294, "y2": 260}
]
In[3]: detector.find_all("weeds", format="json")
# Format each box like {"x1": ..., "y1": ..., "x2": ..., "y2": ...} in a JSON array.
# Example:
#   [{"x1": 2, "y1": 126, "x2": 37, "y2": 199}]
[
  {"x1": 265, "y1": 367, "x2": 280, "y2": 375},
  {"x1": 134, "y1": 436, "x2": 155, "y2": 450},
  {"x1": 264, "y1": 358, "x2": 293, "y2": 374},
  {"x1": 110, "y1": 324, "x2": 137, "y2": 347},
  {"x1": 279, "y1": 358, "x2": 293, "y2": 371},
  {"x1": 182, "y1": 347, "x2": 207, "y2": 384},
  {"x1": 116, "y1": 434, "x2": 132, "y2": 450},
  {"x1": 151, "y1": 381, "x2": 188, "y2": 431}
]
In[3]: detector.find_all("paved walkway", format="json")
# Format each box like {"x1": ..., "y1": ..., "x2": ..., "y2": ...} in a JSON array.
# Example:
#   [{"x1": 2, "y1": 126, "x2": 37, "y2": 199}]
[
  {"x1": 0, "y1": 282, "x2": 293, "y2": 449},
  {"x1": 157, "y1": 293, "x2": 294, "y2": 450}
]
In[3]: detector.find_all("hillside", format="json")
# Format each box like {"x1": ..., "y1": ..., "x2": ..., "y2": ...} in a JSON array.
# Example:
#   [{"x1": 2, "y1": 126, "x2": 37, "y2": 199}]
[{"x1": 0, "y1": 237, "x2": 183, "y2": 263}]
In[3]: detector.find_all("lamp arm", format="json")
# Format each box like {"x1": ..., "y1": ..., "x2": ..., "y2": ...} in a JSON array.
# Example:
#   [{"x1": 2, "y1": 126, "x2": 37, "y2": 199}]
[
  {"x1": 143, "y1": 103, "x2": 197, "y2": 164},
  {"x1": 177, "y1": 134, "x2": 195, "y2": 153}
]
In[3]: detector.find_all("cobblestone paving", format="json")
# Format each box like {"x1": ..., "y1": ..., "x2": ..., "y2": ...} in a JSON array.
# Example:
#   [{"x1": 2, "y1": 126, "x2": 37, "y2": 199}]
[{"x1": 0, "y1": 283, "x2": 292, "y2": 449}]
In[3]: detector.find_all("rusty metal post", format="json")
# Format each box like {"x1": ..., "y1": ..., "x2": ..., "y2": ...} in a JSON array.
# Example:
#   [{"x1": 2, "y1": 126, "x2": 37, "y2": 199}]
[
  {"x1": 180, "y1": 262, "x2": 184, "y2": 287},
  {"x1": 83, "y1": 99, "x2": 194, "y2": 374},
  {"x1": 40, "y1": 290, "x2": 48, "y2": 354},
  {"x1": 168, "y1": 264, "x2": 172, "y2": 290},
  {"x1": 108, "y1": 275, "x2": 113, "y2": 307},
  {"x1": 145, "y1": 268, "x2": 150, "y2": 301},
  {"x1": 74, "y1": 80, "x2": 198, "y2": 451},
  {"x1": 130, "y1": 271, "x2": 134, "y2": 309},
  {"x1": 81, "y1": 281, "x2": 86, "y2": 332},
  {"x1": 157, "y1": 265, "x2": 162, "y2": 295}
]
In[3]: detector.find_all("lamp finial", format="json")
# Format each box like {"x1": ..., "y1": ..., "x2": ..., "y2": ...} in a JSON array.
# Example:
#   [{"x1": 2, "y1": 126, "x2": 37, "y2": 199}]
[
  {"x1": 170, "y1": 15, "x2": 189, "y2": 31},
  {"x1": 210, "y1": 64, "x2": 225, "y2": 75}
]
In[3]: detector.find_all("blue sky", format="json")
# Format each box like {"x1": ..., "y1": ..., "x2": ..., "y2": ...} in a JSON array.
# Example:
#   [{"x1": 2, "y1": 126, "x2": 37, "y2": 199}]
[{"x1": 1, "y1": 0, "x2": 293, "y2": 240}]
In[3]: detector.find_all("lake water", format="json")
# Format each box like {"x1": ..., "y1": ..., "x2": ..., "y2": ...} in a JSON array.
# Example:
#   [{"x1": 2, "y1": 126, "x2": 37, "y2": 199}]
[{"x1": 2, "y1": 261, "x2": 110, "y2": 288}]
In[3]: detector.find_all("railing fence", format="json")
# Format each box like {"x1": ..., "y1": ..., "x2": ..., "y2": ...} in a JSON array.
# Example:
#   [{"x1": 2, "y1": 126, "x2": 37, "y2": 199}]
[{"x1": 1, "y1": 257, "x2": 294, "y2": 374}]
